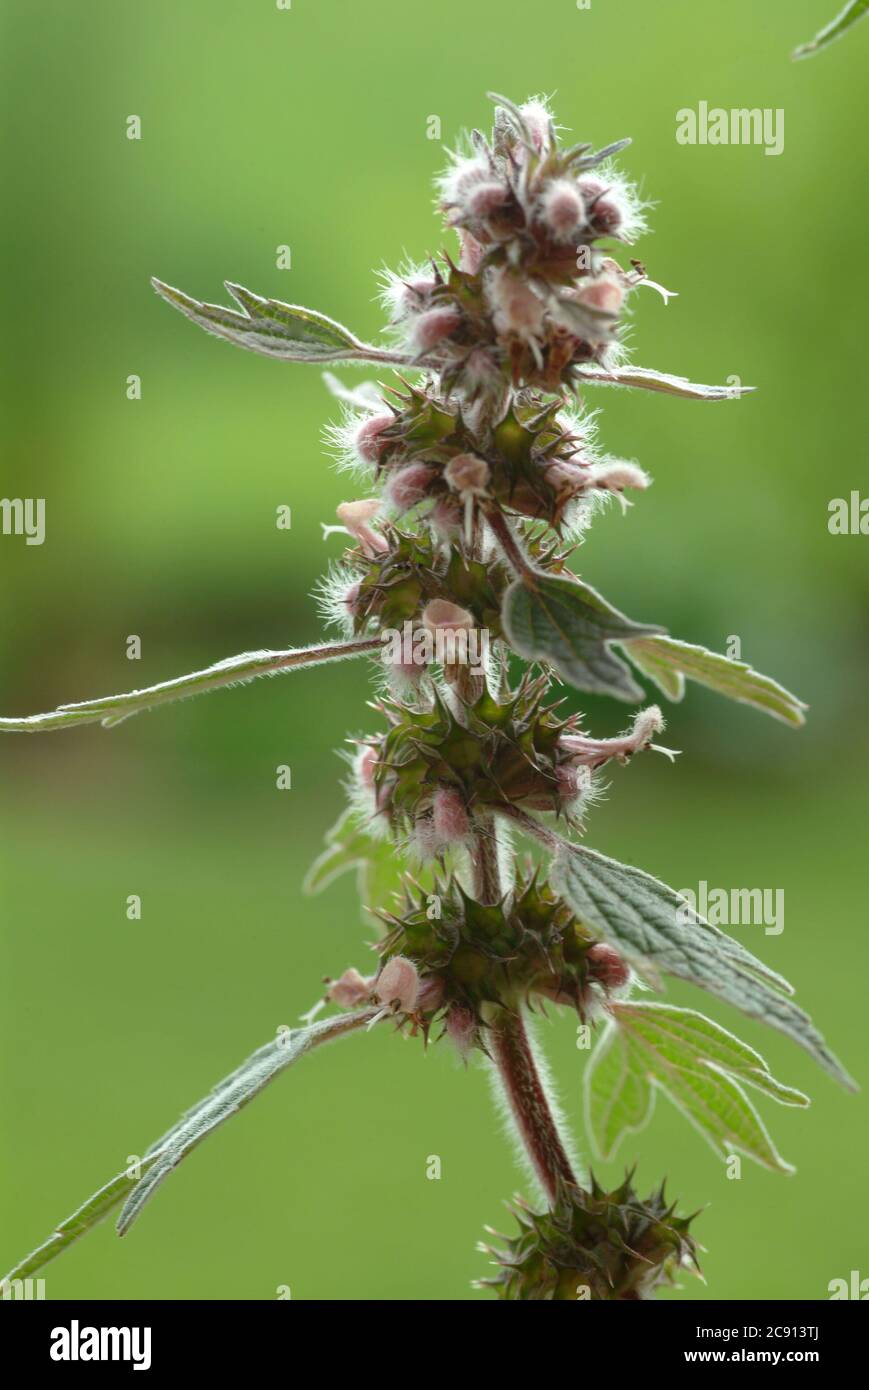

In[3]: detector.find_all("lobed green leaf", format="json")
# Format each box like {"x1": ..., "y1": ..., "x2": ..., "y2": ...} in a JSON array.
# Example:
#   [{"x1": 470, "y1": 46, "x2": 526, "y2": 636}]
[
  {"x1": 585, "y1": 1002, "x2": 808, "y2": 1173},
  {"x1": 501, "y1": 573, "x2": 662, "y2": 702},
  {"x1": 623, "y1": 635, "x2": 807, "y2": 727},
  {"x1": 552, "y1": 843, "x2": 856, "y2": 1090}
]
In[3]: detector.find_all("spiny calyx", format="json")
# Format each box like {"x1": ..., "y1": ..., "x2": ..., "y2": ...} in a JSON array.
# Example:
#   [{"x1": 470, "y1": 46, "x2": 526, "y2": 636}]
[
  {"x1": 478, "y1": 1173, "x2": 700, "y2": 1301},
  {"x1": 376, "y1": 871, "x2": 630, "y2": 1029}
]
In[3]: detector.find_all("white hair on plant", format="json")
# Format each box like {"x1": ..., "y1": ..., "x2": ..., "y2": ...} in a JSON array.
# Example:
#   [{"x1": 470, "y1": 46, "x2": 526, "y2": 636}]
[
  {"x1": 587, "y1": 159, "x2": 652, "y2": 244},
  {"x1": 376, "y1": 258, "x2": 437, "y2": 325},
  {"x1": 313, "y1": 560, "x2": 362, "y2": 636},
  {"x1": 484, "y1": 1009, "x2": 587, "y2": 1202}
]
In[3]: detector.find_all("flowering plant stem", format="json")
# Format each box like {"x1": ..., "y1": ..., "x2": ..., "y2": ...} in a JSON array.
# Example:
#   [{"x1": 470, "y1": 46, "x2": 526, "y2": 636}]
[
  {"x1": 0, "y1": 93, "x2": 852, "y2": 1302},
  {"x1": 490, "y1": 1009, "x2": 579, "y2": 1201}
]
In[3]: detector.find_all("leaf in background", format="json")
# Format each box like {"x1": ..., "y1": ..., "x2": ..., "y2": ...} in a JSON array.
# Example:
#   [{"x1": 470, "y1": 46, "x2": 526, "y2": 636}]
[
  {"x1": 0, "y1": 1010, "x2": 379, "y2": 1285},
  {"x1": 793, "y1": 0, "x2": 869, "y2": 59},
  {"x1": 623, "y1": 635, "x2": 807, "y2": 727},
  {"x1": 501, "y1": 573, "x2": 662, "y2": 701},
  {"x1": 552, "y1": 843, "x2": 856, "y2": 1090},
  {"x1": 575, "y1": 364, "x2": 752, "y2": 400},
  {"x1": 0, "y1": 637, "x2": 381, "y2": 733},
  {"x1": 585, "y1": 1002, "x2": 808, "y2": 1173},
  {"x1": 304, "y1": 806, "x2": 406, "y2": 919},
  {"x1": 151, "y1": 279, "x2": 411, "y2": 365}
]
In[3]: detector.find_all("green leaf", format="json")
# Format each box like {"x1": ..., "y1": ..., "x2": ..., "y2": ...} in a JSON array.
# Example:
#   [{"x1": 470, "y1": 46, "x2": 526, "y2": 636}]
[
  {"x1": 793, "y1": 0, "x2": 869, "y2": 59},
  {"x1": 575, "y1": 364, "x2": 753, "y2": 400},
  {"x1": 304, "y1": 806, "x2": 405, "y2": 918},
  {"x1": 0, "y1": 1010, "x2": 379, "y2": 1285},
  {"x1": 0, "y1": 637, "x2": 380, "y2": 733},
  {"x1": 305, "y1": 806, "x2": 447, "y2": 922},
  {"x1": 623, "y1": 635, "x2": 807, "y2": 727},
  {"x1": 501, "y1": 573, "x2": 662, "y2": 701},
  {"x1": 552, "y1": 842, "x2": 856, "y2": 1090},
  {"x1": 151, "y1": 279, "x2": 411, "y2": 365},
  {"x1": 585, "y1": 1002, "x2": 809, "y2": 1173}
]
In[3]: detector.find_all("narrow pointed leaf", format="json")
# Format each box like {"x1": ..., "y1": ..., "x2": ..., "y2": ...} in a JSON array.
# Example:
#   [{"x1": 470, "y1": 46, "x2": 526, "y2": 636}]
[
  {"x1": 0, "y1": 637, "x2": 381, "y2": 733},
  {"x1": 0, "y1": 1010, "x2": 379, "y2": 1285},
  {"x1": 575, "y1": 364, "x2": 752, "y2": 400},
  {"x1": 0, "y1": 1156, "x2": 167, "y2": 1287},
  {"x1": 501, "y1": 573, "x2": 662, "y2": 701},
  {"x1": 585, "y1": 1003, "x2": 808, "y2": 1173},
  {"x1": 152, "y1": 279, "x2": 411, "y2": 365},
  {"x1": 623, "y1": 635, "x2": 807, "y2": 727},
  {"x1": 552, "y1": 842, "x2": 856, "y2": 1089},
  {"x1": 793, "y1": 0, "x2": 869, "y2": 59}
]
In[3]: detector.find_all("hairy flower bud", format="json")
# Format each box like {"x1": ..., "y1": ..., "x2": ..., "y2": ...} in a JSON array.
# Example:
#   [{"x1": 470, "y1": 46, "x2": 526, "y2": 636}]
[
  {"x1": 466, "y1": 180, "x2": 510, "y2": 219},
  {"x1": 375, "y1": 955, "x2": 420, "y2": 1013},
  {"x1": 586, "y1": 942, "x2": 631, "y2": 992},
  {"x1": 432, "y1": 784, "x2": 471, "y2": 846},
  {"x1": 355, "y1": 743, "x2": 378, "y2": 788},
  {"x1": 458, "y1": 229, "x2": 485, "y2": 274},
  {"x1": 488, "y1": 268, "x2": 544, "y2": 341},
  {"x1": 578, "y1": 175, "x2": 624, "y2": 235},
  {"x1": 519, "y1": 99, "x2": 554, "y2": 154},
  {"x1": 416, "y1": 974, "x2": 447, "y2": 1013},
  {"x1": 541, "y1": 179, "x2": 585, "y2": 240},
  {"x1": 445, "y1": 1003, "x2": 477, "y2": 1060},
  {"x1": 429, "y1": 497, "x2": 463, "y2": 539},
  {"x1": 354, "y1": 412, "x2": 394, "y2": 465},
  {"x1": 410, "y1": 305, "x2": 462, "y2": 354},
  {"x1": 386, "y1": 462, "x2": 435, "y2": 513}
]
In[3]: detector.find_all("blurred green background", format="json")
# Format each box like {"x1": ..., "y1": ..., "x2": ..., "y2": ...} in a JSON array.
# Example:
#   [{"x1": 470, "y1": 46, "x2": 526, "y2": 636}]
[{"x1": 2, "y1": 0, "x2": 867, "y2": 1301}]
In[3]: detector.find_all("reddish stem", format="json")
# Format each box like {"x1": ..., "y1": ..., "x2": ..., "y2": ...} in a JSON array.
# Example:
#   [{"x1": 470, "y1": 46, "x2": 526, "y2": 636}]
[{"x1": 490, "y1": 1008, "x2": 579, "y2": 1203}]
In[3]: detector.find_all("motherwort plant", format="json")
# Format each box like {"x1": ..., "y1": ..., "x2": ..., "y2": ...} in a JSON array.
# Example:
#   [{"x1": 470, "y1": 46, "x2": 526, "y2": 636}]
[{"x1": 1, "y1": 95, "x2": 854, "y2": 1301}]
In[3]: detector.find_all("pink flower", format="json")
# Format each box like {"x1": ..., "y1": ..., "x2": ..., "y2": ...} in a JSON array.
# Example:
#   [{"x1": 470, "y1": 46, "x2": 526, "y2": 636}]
[
  {"x1": 576, "y1": 276, "x2": 625, "y2": 315},
  {"x1": 375, "y1": 956, "x2": 420, "y2": 1013},
  {"x1": 444, "y1": 452, "x2": 490, "y2": 496},
  {"x1": 336, "y1": 499, "x2": 388, "y2": 557},
  {"x1": 559, "y1": 706, "x2": 673, "y2": 770},
  {"x1": 327, "y1": 967, "x2": 374, "y2": 1008}
]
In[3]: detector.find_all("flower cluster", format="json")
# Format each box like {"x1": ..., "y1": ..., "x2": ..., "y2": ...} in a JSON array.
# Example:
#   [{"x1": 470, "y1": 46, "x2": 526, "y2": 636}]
[{"x1": 380, "y1": 95, "x2": 648, "y2": 396}]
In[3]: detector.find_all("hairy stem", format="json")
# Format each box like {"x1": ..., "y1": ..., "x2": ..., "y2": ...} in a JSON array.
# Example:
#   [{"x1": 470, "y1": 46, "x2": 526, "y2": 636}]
[
  {"x1": 490, "y1": 1008, "x2": 579, "y2": 1204},
  {"x1": 484, "y1": 505, "x2": 537, "y2": 583},
  {"x1": 472, "y1": 816, "x2": 502, "y2": 904}
]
